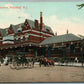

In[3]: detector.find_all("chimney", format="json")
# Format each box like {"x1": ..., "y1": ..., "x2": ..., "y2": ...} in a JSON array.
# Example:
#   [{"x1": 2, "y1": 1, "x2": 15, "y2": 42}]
[
  {"x1": 40, "y1": 23, "x2": 45, "y2": 31},
  {"x1": 40, "y1": 12, "x2": 43, "y2": 31},
  {"x1": 67, "y1": 29, "x2": 69, "y2": 34},
  {"x1": 0, "y1": 32, "x2": 2, "y2": 37},
  {"x1": 35, "y1": 20, "x2": 38, "y2": 29},
  {"x1": 10, "y1": 24, "x2": 12, "y2": 28},
  {"x1": 55, "y1": 32, "x2": 57, "y2": 36}
]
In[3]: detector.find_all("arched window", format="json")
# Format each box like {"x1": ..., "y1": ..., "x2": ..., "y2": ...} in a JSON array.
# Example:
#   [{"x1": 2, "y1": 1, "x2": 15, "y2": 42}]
[
  {"x1": 17, "y1": 24, "x2": 22, "y2": 33},
  {"x1": 17, "y1": 28, "x2": 22, "y2": 33}
]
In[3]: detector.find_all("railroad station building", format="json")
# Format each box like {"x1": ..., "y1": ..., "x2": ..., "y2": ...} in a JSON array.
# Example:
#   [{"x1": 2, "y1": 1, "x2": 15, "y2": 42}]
[{"x1": 0, "y1": 12, "x2": 84, "y2": 59}]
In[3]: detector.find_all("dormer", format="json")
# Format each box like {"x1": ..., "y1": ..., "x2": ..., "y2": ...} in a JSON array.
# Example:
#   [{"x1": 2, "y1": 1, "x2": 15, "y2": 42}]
[
  {"x1": 5, "y1": 29, "x2": 8, "y2": 35},
  {"x1": 22, "y1": 19, "x2": 30, "y2": 31},
  {"x1": 8, "y1": 24, "x2": 14, "y2": 35},
  {"x1": 46, "y1": 29, "x2": 50, "y2": 33},
  {"x1": 17, "y1": 24, "x2": 22, "y2": 33}
]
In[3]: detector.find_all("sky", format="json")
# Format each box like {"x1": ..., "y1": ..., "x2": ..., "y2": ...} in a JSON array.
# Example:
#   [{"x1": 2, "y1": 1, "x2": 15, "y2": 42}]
[{"x1": 0, "y1": 2, "x2": 84, "y2": 36}]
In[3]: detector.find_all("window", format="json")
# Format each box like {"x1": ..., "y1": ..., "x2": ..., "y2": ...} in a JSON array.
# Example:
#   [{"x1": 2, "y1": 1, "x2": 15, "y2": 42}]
[
  {"x1": 46, "y1": 29, "x2": 50, "y2": 33},
  {"x1": 54, "y1": 48, "x2": 59, "y2": 54},
  {"x1": 16, "y1": 36, "x2": 19, "y2": 43},
  {"x1": 3, "y1": 35, "x2": 14, "y2": 44},
  {"x1": 21, "y1": 35, "x2": 23, "y2": 42},
  {"x1": 17, "y1": 28, "x2": 22, "y2": 33},
  {"x1": 25, "y1": 34, "x2": 29, "y2": 41},
  {"x1": 70, "y1": 44, "x2": 75, "y2": 54}
]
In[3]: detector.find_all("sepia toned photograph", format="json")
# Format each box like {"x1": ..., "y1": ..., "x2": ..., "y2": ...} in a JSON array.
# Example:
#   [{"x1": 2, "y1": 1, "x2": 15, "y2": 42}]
[{"x1": 0, "y1": 0, "x2": 84, "y2": 83}]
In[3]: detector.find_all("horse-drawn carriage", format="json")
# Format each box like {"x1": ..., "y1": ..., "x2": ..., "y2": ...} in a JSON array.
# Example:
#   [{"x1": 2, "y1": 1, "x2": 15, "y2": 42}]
[{"x1": 7, "y1": 52, "x2": 34, "y2": 69}]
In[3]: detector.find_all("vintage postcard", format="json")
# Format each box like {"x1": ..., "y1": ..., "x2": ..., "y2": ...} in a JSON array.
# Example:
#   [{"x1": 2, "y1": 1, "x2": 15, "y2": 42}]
[{"x1": 0, "y1": 0, "x2": 84, "y2": 83}]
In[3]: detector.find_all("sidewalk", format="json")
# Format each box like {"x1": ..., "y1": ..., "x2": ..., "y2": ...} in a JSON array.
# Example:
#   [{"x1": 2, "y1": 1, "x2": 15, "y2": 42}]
[
  {"x1": 32, "y1": 62, "x2": 84, "y2": 67},
  {"x1": 55, "y1": 62, "x2": 84, "y2": 67},
  {"x1": 0, "y1": 62, "x2": 83, "y2": 67}
]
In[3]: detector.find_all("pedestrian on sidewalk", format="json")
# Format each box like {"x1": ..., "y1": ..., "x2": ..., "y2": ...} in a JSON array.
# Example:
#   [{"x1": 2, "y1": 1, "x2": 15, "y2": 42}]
[
  {"x1": 32, "y1": 58, "x2": 35, "y2": 67},
  {"x1": 39, "y1": 58, "x2": 42, "y2": 67},
  {"x1": 0, "y1": 61, "x2": 1, "y2": 66}
]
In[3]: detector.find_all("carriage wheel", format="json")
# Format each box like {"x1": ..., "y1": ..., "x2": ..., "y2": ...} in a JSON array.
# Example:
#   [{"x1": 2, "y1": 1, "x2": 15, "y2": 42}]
[
  {"x1": 9, "y1": 61, "x2": 16, "y2": 69},
  {"x1": 22, "y1": 63, "x2": 29, "y2": 68},
  {"x1": 10, "y1": 62, "x2": 20, "y2": 69},
  {"x1": 28, "y1": 62, "x2": 33, "y2": 68},
  {"x1": 26, "y1": 63, "x2": 29, "y2": 68},
  {"x1": 15, "y1": 63, "x2": 20, "y2": 70}
]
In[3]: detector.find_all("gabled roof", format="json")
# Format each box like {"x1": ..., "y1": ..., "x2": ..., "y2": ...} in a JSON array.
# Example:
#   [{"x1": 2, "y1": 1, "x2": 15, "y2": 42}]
[
  {"x1": 12, "y1": 23, "x2": 24, "y2": 34},
  {"x1": 0, "y1": 19, "x2": 54, "y2": 37},
  {"x1": 40, "y1": 33, "x2": 82, "y2": 45}
]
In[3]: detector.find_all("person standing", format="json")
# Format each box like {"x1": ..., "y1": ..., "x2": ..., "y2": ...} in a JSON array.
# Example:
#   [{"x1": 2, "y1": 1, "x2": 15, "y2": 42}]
[
  {"x1": 43, "y1": 57, "x2": 47, "y2": 67},
  {"x1": 0, "y1": 61, "x2": 1, "y2": 66},
  {"x1": 32, "y1": 58, "x2": 35, "y2": 67},
  {"x1": 39, "y1": 58, "x2": 42, "y2": 67}
]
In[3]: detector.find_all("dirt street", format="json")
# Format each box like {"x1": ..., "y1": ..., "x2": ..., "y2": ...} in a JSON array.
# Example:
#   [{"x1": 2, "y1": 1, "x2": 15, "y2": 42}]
[{"x1": 0, "y1": 64, "x2": 84, "y2": 82}]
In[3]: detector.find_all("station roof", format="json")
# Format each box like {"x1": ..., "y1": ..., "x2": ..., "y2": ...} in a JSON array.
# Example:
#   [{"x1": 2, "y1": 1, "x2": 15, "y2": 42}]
[{"x1": 40, "y1": 33, "x2": 82, "y2": 45}]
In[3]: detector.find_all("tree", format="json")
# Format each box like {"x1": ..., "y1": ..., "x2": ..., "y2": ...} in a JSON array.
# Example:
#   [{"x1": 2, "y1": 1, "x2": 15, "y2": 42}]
[{"x1": 77, "y1": 4, "x2": 84, "y2": 9}]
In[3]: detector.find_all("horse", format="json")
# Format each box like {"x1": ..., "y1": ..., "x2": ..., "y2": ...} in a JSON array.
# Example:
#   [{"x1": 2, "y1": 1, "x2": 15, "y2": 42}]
[{"x1": 39, "y1": 57, "x2": 54, "y2": 67}]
